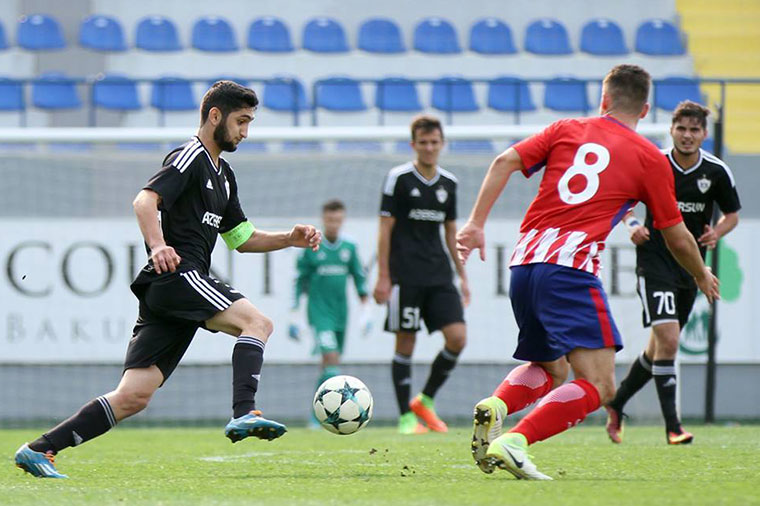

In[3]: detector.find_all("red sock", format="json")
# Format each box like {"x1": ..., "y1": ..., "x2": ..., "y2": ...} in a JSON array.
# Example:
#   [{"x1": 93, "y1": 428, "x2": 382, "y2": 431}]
[
  {"x1": 492, "y1": 363, "x2": 553, "y2": 414},
  {"x1": 508, "y1": 379, "x2": 600, "y2": 445}
]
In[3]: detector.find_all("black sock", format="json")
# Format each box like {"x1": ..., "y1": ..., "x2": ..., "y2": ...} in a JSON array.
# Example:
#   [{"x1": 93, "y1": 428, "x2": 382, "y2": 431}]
[
  {"x1": 422, "y1": 347, "x2": 460, "y2": 399},
  {"x1": 653, "y1": 359, "x2": 681, "y2": 433},
  {"x1": 29, "y1": 396, "x2": 116, "y2": 454},
  {"x1": 392, "y1": 352, "x2": 412, "y2": 415},
  {"x1": 232, "y1": 336, "x2": 265, "y2": 418},
  {"x1": 609, "y1": 351, "x2": 653, "y2": 411}
]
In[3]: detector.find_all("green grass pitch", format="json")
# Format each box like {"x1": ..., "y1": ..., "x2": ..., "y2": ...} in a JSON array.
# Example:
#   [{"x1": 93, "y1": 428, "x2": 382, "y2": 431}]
[{"x1": 1, "y1": 425, "x2": 758, "y2": 505}]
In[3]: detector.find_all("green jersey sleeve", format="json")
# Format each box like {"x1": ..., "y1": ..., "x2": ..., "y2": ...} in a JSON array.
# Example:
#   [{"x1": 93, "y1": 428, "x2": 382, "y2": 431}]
[
  {"x1": 293, "y1": 249, "x2": 313, "y2": 308},
  {"x1": 348, "y1": 243, "x2": 368, "y2": 297}
]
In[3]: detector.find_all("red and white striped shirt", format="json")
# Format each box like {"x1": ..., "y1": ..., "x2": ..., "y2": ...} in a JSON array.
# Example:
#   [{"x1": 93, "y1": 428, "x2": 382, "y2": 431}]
[{"x1": 510, "y1": 116, "x2": 682, "y2": 276}]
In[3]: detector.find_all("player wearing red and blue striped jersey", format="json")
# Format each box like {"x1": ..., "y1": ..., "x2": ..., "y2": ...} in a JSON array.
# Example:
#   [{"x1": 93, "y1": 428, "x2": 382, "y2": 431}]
[{"x1": 457, "y1": 65, "x2": 720, "y2": 480}]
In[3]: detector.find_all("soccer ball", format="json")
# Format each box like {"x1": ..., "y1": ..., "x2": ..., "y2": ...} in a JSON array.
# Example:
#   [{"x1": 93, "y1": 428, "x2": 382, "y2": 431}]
[{"x1": 312, "y1": 375, "x2": 373, "y2": 435}]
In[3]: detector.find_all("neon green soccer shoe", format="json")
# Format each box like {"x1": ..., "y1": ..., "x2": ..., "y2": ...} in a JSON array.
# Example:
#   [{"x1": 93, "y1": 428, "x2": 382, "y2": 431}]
[{"x1": 471, "y1": 396, "x2": 508, "y2": 474}]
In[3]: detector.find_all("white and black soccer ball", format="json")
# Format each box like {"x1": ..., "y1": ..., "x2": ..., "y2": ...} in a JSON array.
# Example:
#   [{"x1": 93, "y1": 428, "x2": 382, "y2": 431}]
[{"x1": 312, "y1": 375, "x2": 373, "y2": 435}]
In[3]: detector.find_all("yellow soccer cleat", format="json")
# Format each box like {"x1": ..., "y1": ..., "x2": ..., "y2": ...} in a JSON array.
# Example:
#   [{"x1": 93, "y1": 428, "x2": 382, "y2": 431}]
[{"x1": 471, "y1": 396, "x2": 508, "y2": 474}]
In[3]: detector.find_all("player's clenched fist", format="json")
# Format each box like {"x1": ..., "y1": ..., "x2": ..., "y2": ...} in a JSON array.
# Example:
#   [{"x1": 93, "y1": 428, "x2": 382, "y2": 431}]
[
  {"x1": 289, "y1": 224, "x2": 322, "y2": 251},
  {"x1": 456, "y1": 222, "x2": 486, "y2": 264},
  {"x1": 151, "y1": 244, "x2": 181, "y2": 274},
  {"x1": 628, "y1": 224, "x2": 650, "y2": 246}
]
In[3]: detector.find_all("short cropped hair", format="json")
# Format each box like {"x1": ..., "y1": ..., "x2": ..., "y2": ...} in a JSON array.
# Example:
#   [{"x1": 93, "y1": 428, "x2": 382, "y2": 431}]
[
  {"x1": 602, "y1": 64, "x2": 651, "y2": 115},
  {"x1": 200, "y1": 81, "x2": 258, "y2": 125},
  {"x1": 672, "y1": 100, "x2": 710, "y2": 129},
  {"x1": 410, "y1": 114, "x2": 444, "y2": 141},
  {"x1": 322, "y1": 199, "x2": 346, "y2": 213}
]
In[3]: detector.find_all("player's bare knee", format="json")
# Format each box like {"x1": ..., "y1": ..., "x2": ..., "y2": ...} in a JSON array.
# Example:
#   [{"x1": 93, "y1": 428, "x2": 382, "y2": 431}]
[
  {"x1": 445, "y1": 333, "x2": 466, "y2": 353},
  {"x1": 395, "y1": 333, "x2": 416, "y2": 355},
  {"x1": 241, "y1": 312, "x2": 273, "y2": 339},
  {"x1": 111, "y1": 389, "x2": 152, "y2": 416},
  {"x1": 656, "y1": 334, "x2": 679, "y2": 358}
]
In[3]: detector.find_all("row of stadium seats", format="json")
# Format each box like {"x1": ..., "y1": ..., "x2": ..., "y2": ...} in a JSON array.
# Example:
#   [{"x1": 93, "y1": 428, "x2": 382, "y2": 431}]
[
  {"x1": 0, "y1": 74, "x2": 704, "y2": 114},
  {"x1": 0, "y1": 14, "x2": 686, "y2": 55},
  {"x1": 0, "y1": 136, "x2": 713, "y2": 155}
]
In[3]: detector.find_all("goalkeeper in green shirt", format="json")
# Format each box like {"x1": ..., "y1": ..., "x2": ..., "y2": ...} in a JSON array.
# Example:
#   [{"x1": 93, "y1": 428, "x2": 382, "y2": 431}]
[{"x1": 290, "y1": 200, "x2": 371, "y2": 420}]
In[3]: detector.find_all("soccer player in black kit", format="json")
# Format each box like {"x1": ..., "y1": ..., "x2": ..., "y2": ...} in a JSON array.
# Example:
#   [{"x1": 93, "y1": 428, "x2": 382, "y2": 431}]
[
  {"x1": 606, "y1": 101, "x2": 740, "y2": 445},
  {"x1": 373, "y1": 115, "x2": 470, "y2": 435},
  {"x1": 14, "y1": 81, "x2": 322, "y2": 478}
]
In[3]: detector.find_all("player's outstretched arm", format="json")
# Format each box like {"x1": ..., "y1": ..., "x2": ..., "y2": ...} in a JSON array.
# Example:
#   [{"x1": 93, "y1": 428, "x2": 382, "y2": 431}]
[
  {"x1": 132, "y1": 189, "x2": 180, "y2": 274},
  {"x1": 661, "y1": 222, "x2": 720, "y2": 302},
  {"x1": 236, "y1": 225, "x2": 321, "y2": 253},
  {"x1": 456, "y1": 148, "x2": 524, "y2": 264}
]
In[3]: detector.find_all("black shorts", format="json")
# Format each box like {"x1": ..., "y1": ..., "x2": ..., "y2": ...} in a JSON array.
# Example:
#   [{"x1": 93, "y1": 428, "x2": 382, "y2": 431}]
[
  {"x1": 637, "y1": 276, "x2": 697, "y2": 329},
  {"x1": 124, "y1": 269, "x2": 245, "y2": 382},
  {"x1": 384, "y1": 283, "x2": 464, "y2": 333}
]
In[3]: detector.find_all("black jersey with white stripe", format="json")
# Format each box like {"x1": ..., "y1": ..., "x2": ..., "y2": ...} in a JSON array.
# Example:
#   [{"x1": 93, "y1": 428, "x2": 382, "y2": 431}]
[
  {"x1": 134, "y1": 136, "x2": 247, "y2": 284},
  {"x1": 380, "y1": 162, "x2": 457, "y2": 286},
  {"x1": 637, "y1": 148, "x2": 741, "y2": 287}
]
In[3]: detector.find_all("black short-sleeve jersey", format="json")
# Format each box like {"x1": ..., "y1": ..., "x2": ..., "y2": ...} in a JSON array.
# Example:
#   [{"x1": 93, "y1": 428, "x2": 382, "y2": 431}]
[
  {"x1": 637, "y1": 148, "x2": 741, "y2": 287},
  {"x1": 380, "y1": 162, "x2": 458, "y2": 286},
  {"x1": 133, "y1": 137, "x2": 247, "y2": 287}
]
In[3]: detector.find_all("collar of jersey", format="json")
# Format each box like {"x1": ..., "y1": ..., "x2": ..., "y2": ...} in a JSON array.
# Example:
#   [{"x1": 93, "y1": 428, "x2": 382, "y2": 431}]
[
  {"x1": 321, "y1": 237, "x2": 343, "y2": 250},
  {"x1": 194, "y1": 136, "x2": 223, "y2": 176},
  {"x1": 667, "y1": 147, "x2": 703, "y2": 175},
  {"x1": 601, "y1": 114, "x2": 633, "y2": 131},
  {"x1": 411, "y1": 162, "x2": 440, "y2": 186}
]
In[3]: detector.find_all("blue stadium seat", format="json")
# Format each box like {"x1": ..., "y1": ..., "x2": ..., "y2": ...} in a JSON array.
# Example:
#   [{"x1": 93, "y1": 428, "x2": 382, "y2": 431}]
[
  {"x1": 248, "y1": 17, "x2": 293, "y2": 52},
  {"x1": 488, "y1": 76, "x2": 536, "y2": 112},
  {"x1": 192, "y1": 16, "x2": 238, "y2": 52},
  {"x1": 136, "y1": 16, "x2": 181, "y2": 51},
  {"x1": 0, "y1": 78, "x2": 24, "y2": 110},
  {"x1": 432, "y1": 77, "x2": 478, "y2": 112},
  {"x1": 303, "y1": 17, "x2": 349, "y2": 53},
  {"x1": 283, "y1": 141, "x2": 322, "y2": 152},
  {"x1": 236, "y1": 142, "x2": 268, "y2": 153},
  {"x1": 18, "y1": 14, "x2": 65, "y2": 50},
  {"x1": 701, "y1": 138, "x2": 714, "y2": 153},
  {"x1": 635, "y1": 19, "x2": 685, "y2": 55},
  {"x1": 375, "y1": 77, "x2": 421, "y2": 111},
  {"x1": 469, "y1": 18, "x2": 516, "y2": 54},
  {"x1": 544, "y1": 77, "x2": 589, "y2": 112},
  {"x1": 206, "y1": 77, "x2": 249, "y2": 89},
  {"x1": 414, "y1": 17, "x2": 460, "y2": 54},
  {"x1": 524, "y1": 19, "x2": 572, "y2": 55},
  {"x1": 580, "y1": 18, "x2": 627, "y2": 55},
  {"x1": 263, "y1": 77, "x2": 309, "y2": 111},
  {"x1": 654, "y1": 77, "x2": 704, "y2": 110},
  {"x1": 93, "y1": 74, "x2": 140, "y2": 110},
  {"x1": 336, "y1": 141, "x2": 383, "y2": 152},
  {"x1": 32, "y1": 72, "x2": 81, "y2": 109},
  {"x1": 151, "y1": 77, "x2": 196, "y2": 110},
  {"x1": 80, "y1": 15, "x2": 126, "y2": 51},
  {"x1": 0, "y1": 21, "x2": 8, "y2": 49},
  {"x1": 315, "y1": 77, "x2": 365, "y2": 111},
  {"x1": 358, "y1": 18, "x2": 405, "y2": 53},
  {"x1": 449, "y1": 140, "x2": 494, "y2": 153}
]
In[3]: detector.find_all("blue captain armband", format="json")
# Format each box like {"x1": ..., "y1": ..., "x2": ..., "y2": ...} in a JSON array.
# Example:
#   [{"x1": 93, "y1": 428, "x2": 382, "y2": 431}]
[{"x1": 221, "y1": 221, "x2": 255, "y2": 250}]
